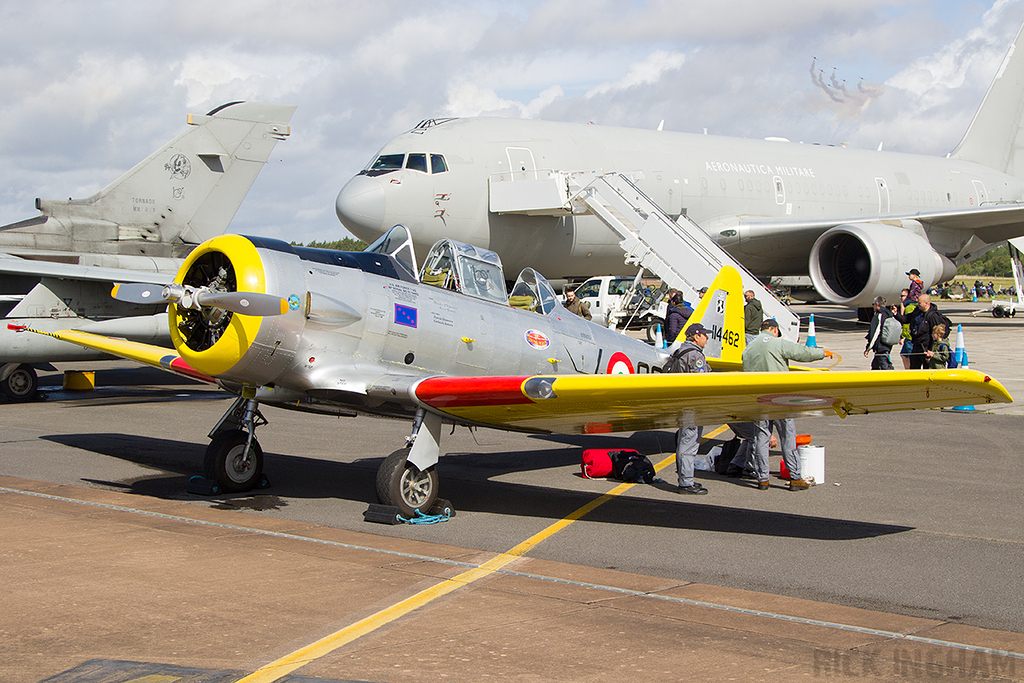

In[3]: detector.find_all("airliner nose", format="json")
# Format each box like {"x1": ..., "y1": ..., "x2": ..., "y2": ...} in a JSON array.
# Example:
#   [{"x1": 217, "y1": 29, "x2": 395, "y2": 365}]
[{"x1": 336, "y1": 175, "x2": 385, "y2": 237}]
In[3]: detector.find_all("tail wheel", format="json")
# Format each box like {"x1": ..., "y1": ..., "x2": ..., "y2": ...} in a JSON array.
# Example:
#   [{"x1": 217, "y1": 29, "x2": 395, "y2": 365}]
[
  {"x1": 376, "y1": 447, "x2": 439, "y2": 517},
  {"x1": 3, "y1": 364, "x2": 38, "y2": 402},
  {"x1": 204, "y1": 429, "x2": 264, "y2": 492}
]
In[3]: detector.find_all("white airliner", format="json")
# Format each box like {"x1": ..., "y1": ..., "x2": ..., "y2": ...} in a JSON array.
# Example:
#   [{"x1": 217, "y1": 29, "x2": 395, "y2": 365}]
[{"x1": 336, "y1": 22, "x2": 1024, "y2": 312}]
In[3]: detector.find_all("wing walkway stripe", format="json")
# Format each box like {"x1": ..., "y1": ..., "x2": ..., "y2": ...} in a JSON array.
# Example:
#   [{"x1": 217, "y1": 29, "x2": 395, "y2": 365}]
[{"x1": 4, "y1": 429, "x2": 1020, "y2": 681}]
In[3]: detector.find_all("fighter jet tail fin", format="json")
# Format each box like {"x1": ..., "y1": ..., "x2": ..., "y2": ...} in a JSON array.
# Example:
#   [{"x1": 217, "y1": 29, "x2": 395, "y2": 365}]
[
  {"x1": 950, "y1": 22, "x2": 1024, "y2": 179},
  {"x1": 29, "y1": 101, "x2": 296, "y2": 252},
  {"x1": 683, "y1": 264, "x2": 745, "y2": 370}
]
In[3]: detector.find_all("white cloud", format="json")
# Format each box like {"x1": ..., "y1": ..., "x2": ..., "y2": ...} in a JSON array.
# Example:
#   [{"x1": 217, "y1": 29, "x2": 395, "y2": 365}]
[{"x1": 2, "y1": 0, "x2": 1024, "y2": 243}]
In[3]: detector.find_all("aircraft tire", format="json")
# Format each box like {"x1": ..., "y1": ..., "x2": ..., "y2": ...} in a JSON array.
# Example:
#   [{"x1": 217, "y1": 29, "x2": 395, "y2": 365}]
[
  {"x1": 645, "y1": 318, "x2": 661, "y2": 343},
  {"x1": 2, "y1": 364, "x2": 38, "y2": 402},
  {"x1": 376, "y1": 447, "x2": 439, "y2": 517},
  {"x1": 204, "y1": 429, "x2": 264, "y2": 493}
]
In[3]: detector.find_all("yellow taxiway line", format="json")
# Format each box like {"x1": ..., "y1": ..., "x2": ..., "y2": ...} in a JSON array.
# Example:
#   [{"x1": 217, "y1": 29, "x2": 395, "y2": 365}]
[{"x1": 235, "y1": 425, "x2": 729, "y2": 682}]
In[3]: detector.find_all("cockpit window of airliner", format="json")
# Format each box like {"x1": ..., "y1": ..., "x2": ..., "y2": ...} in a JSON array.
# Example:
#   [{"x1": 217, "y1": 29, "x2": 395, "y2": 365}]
[
  {"x1": 430, "y1": 154, "x2": 448, "y2": 174},
  {"x1": 364, "y1": 154, "x2": 405, "y2": 176},
  {"x1": 406, "y1": 153, "x2": 428, "y2": 173}
]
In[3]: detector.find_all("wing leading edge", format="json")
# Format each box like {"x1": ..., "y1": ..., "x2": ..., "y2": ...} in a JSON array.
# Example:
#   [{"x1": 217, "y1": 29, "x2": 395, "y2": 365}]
[
  {"x1": 14, "y1": 326, "x2": 214, "y2": 384},
  {"x1": 413, "y1": 371, "x2": 1012, "y2": 434}
]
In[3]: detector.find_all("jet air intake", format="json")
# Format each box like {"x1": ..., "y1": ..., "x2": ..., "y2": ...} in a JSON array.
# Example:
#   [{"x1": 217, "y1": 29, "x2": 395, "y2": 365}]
[{"x1": 809, "y1": 223, "x2": 956, "y2": 307}]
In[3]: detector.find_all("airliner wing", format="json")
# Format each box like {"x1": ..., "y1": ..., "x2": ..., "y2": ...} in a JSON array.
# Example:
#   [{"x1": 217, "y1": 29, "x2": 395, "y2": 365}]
[
  {"x1": 736, "y1": 203, "x2": 1024, "y2": 245},
  {"x1": 414, "y1": 371, "x2": 1010, "y2": 434}
]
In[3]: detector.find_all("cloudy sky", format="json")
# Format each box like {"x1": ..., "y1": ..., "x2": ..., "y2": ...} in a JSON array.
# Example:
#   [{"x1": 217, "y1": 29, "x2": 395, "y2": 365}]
[{"x1": 2, "y1": 0, "x2": 1023, "y2": 245}]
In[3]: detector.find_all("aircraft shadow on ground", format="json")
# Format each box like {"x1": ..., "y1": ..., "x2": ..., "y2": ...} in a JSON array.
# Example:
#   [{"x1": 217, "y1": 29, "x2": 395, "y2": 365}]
[{"x1": 42, "y1": 431, "x2": 911, "y2": 541}]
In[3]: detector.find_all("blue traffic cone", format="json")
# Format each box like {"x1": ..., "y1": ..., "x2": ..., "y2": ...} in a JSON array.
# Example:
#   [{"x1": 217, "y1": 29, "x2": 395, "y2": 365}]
[
  {"x1": 806, "y1": 314, "x2": 817, "y2": 347},
  {"x1": 654, "y1": 323, "x2": 664, "y2": 349}
]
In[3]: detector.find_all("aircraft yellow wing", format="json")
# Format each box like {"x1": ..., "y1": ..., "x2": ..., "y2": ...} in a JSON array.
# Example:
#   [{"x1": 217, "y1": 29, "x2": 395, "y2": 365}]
[
  {"x1": 14, "y1": 325, "x2": 215, "y2": 384},
  {"x1": 413, "y1": 371, "x2": 1012, "y2": 434}
]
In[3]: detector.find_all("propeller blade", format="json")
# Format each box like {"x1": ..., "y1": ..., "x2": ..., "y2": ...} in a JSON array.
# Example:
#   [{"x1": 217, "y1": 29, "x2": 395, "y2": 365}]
[
  {"x1": 195, "y1": 291, "x2": 290, "y2": 316},
  {"x1": 111, "y1": 283, "x2": 170, "y2": 305}
]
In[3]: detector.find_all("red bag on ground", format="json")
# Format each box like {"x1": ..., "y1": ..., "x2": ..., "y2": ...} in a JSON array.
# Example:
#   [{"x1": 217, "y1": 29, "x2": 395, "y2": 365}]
[{"x1": 581, "y1": 449, "x2": 615, "y2": 478}]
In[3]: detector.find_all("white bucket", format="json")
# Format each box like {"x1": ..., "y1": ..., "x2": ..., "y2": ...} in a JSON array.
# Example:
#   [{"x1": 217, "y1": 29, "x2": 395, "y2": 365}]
[{"x1": 797, "y1": 445, "x2": 825, "y2": 484}]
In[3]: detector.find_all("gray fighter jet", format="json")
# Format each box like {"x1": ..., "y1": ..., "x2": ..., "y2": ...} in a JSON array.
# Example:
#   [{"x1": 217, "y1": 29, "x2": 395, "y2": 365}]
[
  {"x1": 0, "y1": 101, "x2": 295, "y2": 401},
  {"x1": 337, "y1": 22, "x2": 1024, "y2": 315}
]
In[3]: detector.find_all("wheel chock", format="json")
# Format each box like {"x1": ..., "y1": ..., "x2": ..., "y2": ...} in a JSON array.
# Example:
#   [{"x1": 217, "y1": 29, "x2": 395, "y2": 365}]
[
  {"x1": 363, "y1": 504, "x2": 404, "y2": 525},
  {"x1": 186, "y1": 476, "x2": 221, "y2": 496},
  {"x1": 429, "y1": 499, "x2": 456, "y2": 518}
]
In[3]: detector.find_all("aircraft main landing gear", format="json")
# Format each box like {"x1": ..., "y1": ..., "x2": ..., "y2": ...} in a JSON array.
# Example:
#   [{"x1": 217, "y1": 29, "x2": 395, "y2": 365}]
[
  {"x1": 376, "y1": 409, "x2": 442, "y2": 517},
  {"x1": 2, "y1": 363, "x2": 38, "y2": 402},
  {"x1": 376, "y1": 447, "x2": 439, "y2": 517},
  {"x1": 204, "y1": 394, "x2": 267, "y2": 492}
]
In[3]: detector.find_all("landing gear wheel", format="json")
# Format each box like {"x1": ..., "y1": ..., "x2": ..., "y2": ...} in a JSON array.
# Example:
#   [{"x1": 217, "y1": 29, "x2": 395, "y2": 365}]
[
  {"x1": 3, "y1": 364, "x2": 38, "y2": 402},
  {"x1": 376, "y1": 447, "x2": 439, "y2": 517},
  {"x1": 204, "y1": 429, "x2": 264, "y2": 493},
  {"x1": 993, "y1": 307, "x2": 1005, "y2": 318}
]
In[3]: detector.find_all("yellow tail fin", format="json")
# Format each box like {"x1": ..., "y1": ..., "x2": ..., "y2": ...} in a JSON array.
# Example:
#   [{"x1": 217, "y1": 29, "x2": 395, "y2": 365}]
[{"x1": 685, "y1": 265, "x2": 745, "y2": 370}]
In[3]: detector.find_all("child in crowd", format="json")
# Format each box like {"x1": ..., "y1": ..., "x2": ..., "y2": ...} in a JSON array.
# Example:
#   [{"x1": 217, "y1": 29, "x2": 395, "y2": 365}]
[{"x1": 924, "y1": 323, "x2": 951, "y2": 369}]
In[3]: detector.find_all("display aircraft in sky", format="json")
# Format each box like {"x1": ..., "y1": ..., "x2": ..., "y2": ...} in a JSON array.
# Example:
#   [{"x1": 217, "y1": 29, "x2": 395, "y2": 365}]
[
  {"x1": 16, "y1": 225, "x2": 1010, "y2": 516},
  {"x1": 336, "y1": 22, "x2": 1024, "y2": 317},
  {"x1": 0, "y1": 101, "x2": 295, "y2": 401}
]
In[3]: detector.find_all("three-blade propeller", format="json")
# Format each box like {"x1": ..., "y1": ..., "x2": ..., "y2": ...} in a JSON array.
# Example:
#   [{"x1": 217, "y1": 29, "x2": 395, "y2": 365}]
[{"x1": 112, "y1": 283, "x2": 289, "y2": 316}]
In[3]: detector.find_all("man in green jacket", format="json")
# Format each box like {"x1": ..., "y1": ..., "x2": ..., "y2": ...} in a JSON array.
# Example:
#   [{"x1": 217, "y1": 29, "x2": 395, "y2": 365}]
[{"x1": 741, "y1": 319, "x2": 832, "y2": 490}]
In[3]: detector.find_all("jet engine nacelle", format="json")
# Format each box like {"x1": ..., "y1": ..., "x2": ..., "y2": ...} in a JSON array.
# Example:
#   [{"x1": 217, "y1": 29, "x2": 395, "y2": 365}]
[{"x1": 808, "y1": 223, "x2": 957, "y2": 307}]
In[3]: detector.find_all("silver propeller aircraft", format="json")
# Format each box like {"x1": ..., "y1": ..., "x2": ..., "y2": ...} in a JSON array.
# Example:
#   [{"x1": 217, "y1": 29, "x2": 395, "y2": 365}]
[
  {"x1": 0, "y1": 101, "x2": 296, "y2": 401},
  {"x1": 336, "y1": 22, "x2": 1024, "y2": 315},
  {"x1": 17, "y1": 225, "x2": 1011, "y2": 516}
]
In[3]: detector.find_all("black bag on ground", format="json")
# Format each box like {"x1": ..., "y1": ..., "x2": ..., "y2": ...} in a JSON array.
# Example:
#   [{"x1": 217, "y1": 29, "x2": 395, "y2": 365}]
[
  {"x1": 608, "y1": 449, "x2": 640, "y2": 479},
  {"x1": 715, "y1": 437, "x2": 742, "y2": 474},
  {"x1": 620, "y1": 455, "x2": 657, "y2": 484},
  {"x1": 607, "y1": 449, "x2": 656, "y2": 483}
]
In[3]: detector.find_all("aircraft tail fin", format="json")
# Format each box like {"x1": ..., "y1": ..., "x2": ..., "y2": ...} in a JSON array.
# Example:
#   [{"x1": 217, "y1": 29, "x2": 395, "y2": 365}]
[
  {"x1": 950, "y1": 22, "x2": 1024, "y2": 179},
  {"x1": 683, "y1": 265, "x2": 745, "y2": 370},
  {"x1": 29, "y1": 101, "x2": 296, "y2": 253}
]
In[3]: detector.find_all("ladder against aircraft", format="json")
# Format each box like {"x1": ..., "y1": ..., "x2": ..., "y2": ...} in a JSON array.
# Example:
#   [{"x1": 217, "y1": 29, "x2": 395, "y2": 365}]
[{"x1": 488, "y1": 170, "x2": 800, "y2": 341}]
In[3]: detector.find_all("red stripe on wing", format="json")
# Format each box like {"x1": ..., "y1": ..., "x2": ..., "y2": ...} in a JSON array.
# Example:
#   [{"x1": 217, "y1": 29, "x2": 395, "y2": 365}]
[{"x1": 416, "y1": 376, "x2": 535, "y2": 408}]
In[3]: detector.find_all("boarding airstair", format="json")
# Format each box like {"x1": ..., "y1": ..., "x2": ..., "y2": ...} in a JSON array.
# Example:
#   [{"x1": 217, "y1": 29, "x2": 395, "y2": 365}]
[{"x1": 488, "y1": 170, "x2": 800, "y2": 341}]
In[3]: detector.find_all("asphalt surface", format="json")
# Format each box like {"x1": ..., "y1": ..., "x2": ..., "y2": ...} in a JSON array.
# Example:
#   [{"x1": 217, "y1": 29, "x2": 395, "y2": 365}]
[{"x1": 2, "y1": 300, "x2": 1023, "y2": 682}]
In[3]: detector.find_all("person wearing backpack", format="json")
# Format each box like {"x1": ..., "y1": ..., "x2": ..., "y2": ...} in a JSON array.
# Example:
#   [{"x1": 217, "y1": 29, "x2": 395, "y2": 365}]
[
  {"x1": 666, "y1": 322, "x2": 712, "y2": 495},
  {"x1": 924, "y1": 323, "x2": 952, "y2": 369},
  {"x1": 864, "y1": 296, "x2": 897, "y2": 369},
  {"x1": 895, "y1": 293, "x2": 948, "y2": 369}
]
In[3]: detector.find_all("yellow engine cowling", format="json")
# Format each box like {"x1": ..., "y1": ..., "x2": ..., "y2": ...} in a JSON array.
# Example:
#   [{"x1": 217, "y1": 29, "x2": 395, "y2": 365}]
[{"x1": 169, "y1": 234, "x2": 303, "y2": 385}]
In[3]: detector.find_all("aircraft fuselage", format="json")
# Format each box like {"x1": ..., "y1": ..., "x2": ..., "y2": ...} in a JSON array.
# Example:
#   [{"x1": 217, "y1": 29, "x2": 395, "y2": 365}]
[{"x1": 337, "y1": 117, "x2": 1024, "y2": 282}]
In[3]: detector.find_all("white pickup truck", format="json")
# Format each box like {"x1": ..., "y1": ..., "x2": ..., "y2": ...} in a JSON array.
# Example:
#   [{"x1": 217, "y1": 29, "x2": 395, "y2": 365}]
[{"x1": 573, "y1": 274, "x2": 669, "y2": 342}]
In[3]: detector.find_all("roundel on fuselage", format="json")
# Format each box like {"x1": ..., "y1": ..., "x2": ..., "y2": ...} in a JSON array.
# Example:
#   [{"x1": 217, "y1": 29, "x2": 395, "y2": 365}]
[{"x1": 606, "y1": 352, "x2": 634, "y2": 375}]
